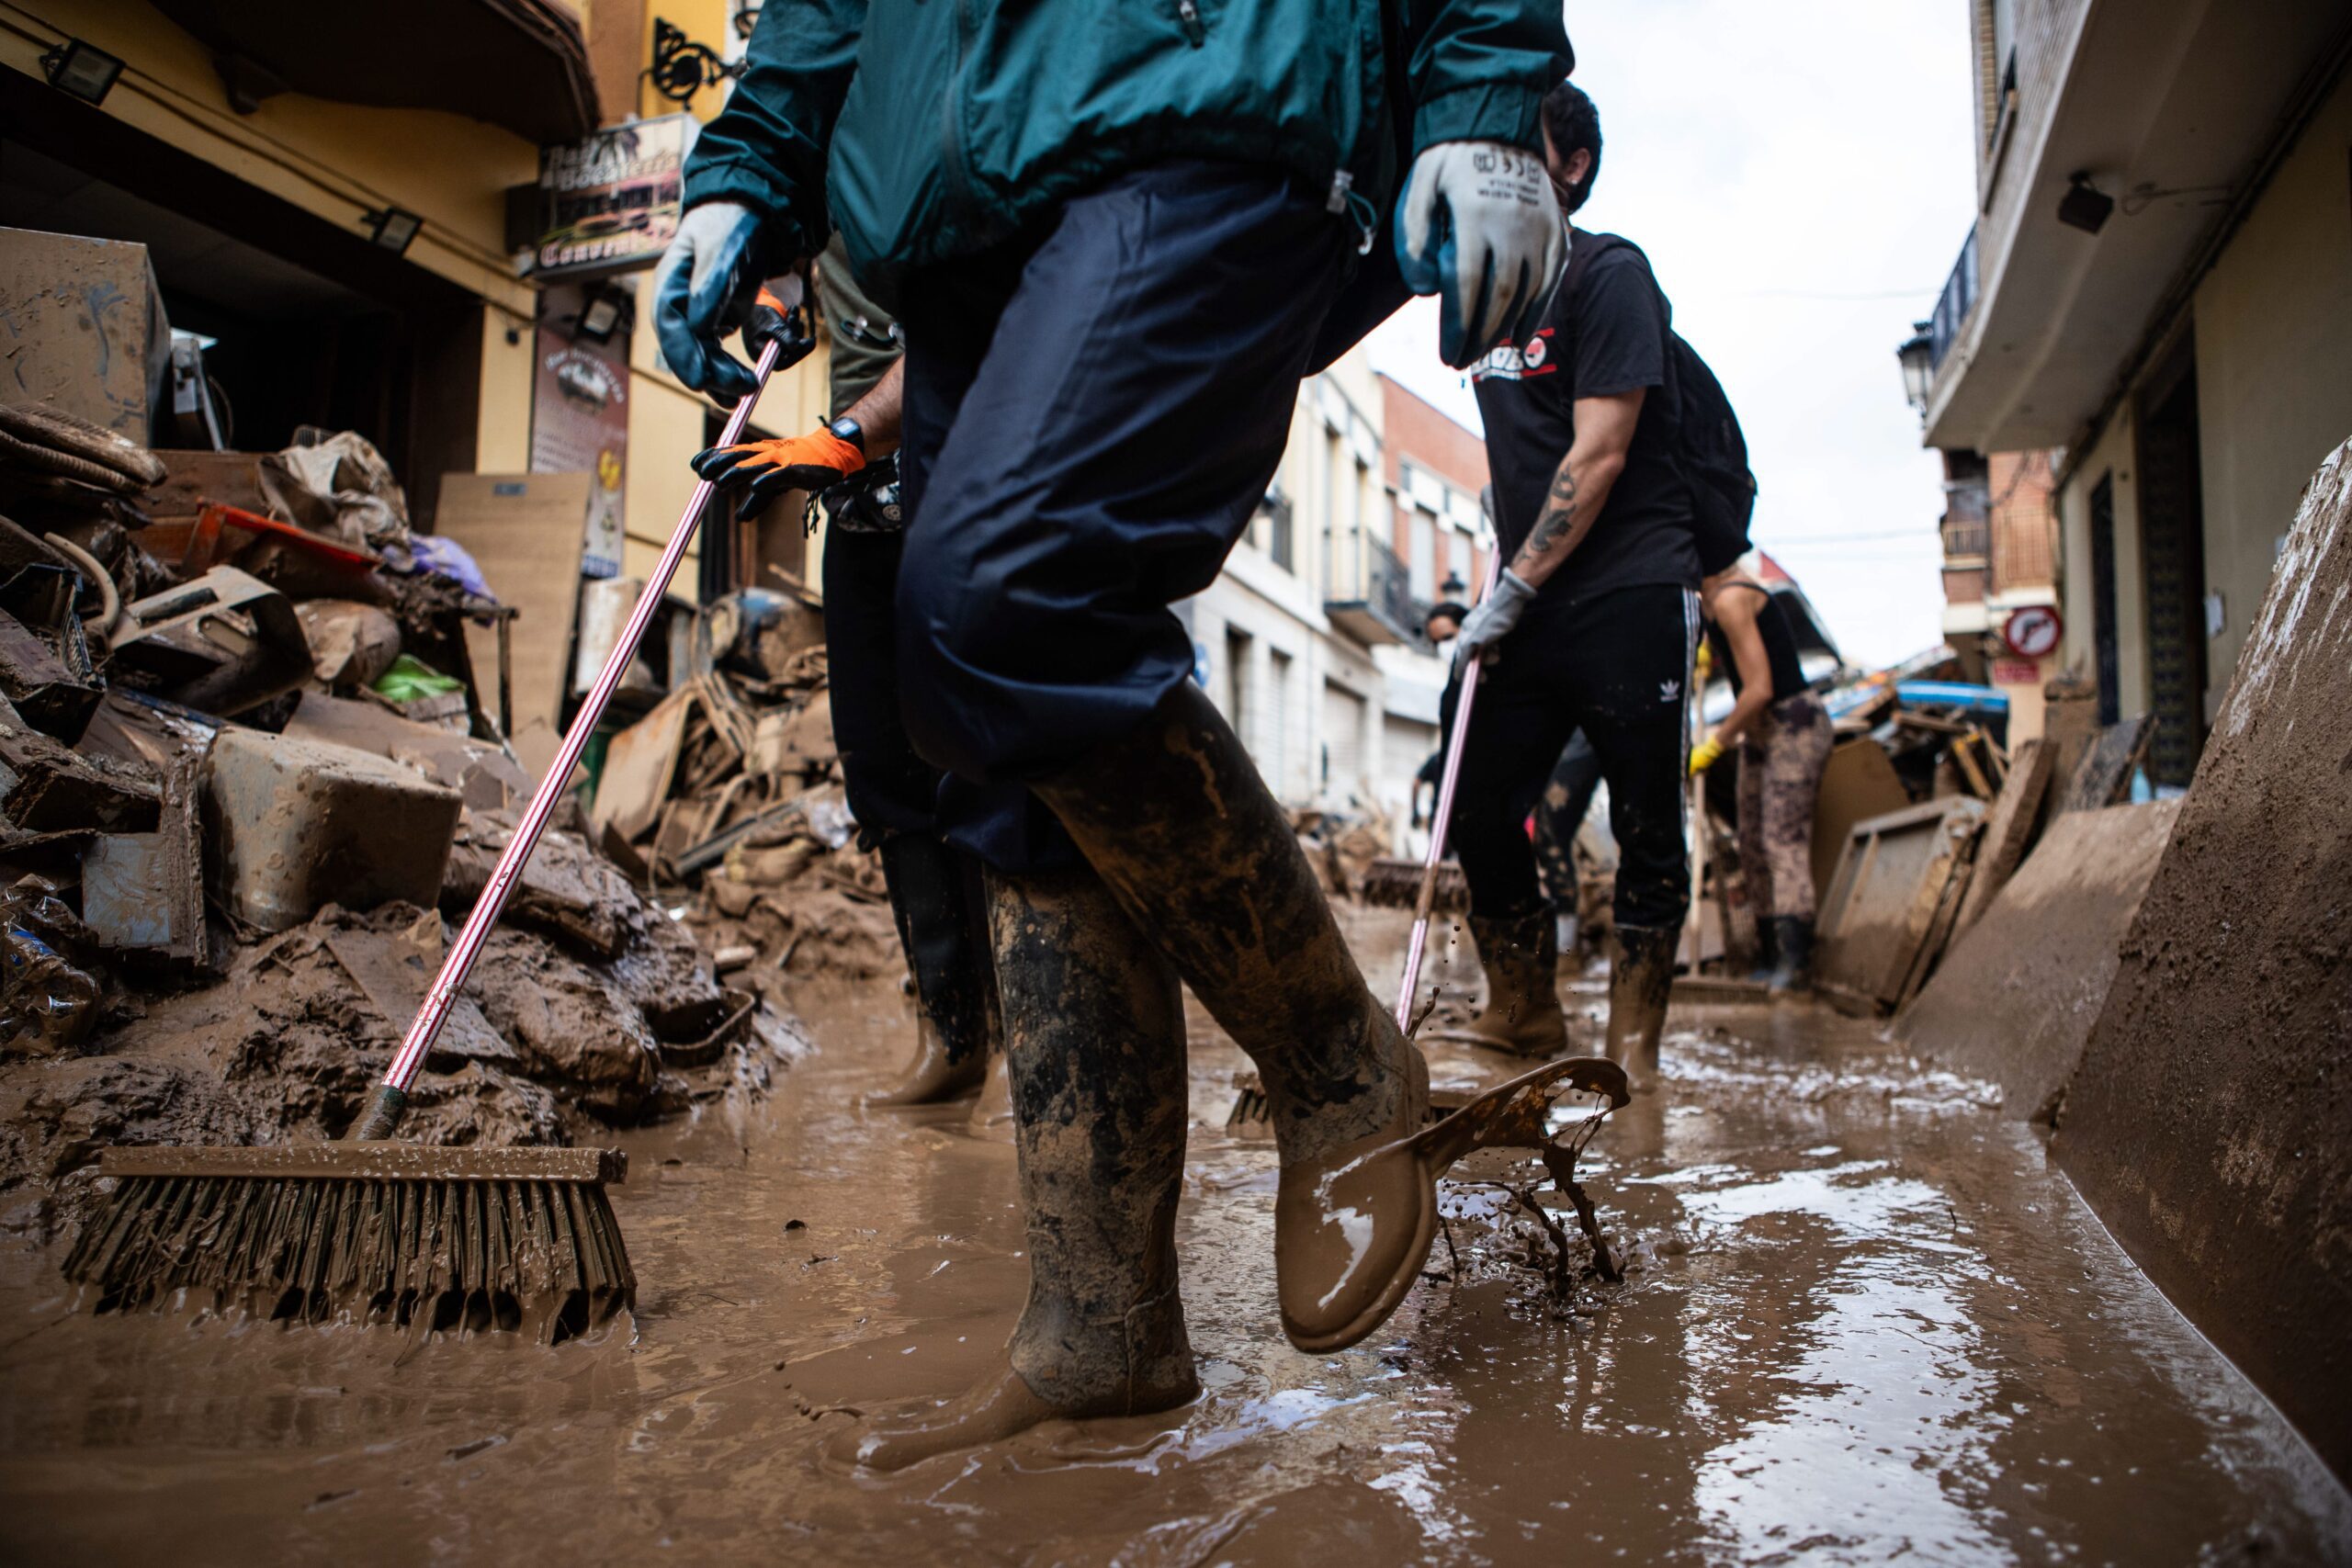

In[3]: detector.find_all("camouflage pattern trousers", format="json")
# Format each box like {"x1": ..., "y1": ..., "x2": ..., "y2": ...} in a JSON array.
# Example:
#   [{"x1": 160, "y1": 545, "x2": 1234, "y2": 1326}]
[{"x1": 1736, "y1": 692, "x2": 1834, "y2": 920}]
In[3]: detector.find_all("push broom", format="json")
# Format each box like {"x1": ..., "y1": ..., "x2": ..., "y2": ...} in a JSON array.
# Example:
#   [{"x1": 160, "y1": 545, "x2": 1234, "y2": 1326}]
[
  {"x1": 63, "y1": 299, "x2": 808, "y2": 1343},
  {"x1": 1229, "y1": 555, "x2": 1502, "y2": 1130}
]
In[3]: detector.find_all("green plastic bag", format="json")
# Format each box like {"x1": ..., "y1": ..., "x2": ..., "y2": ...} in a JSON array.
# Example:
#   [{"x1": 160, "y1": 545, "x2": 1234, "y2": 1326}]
[{"x1": 372, "y1": 654, "x2": 466, "y2": 704}]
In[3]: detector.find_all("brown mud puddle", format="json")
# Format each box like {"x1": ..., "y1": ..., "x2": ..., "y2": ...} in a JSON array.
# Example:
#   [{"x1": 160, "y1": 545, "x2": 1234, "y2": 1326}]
[{"x1": 2, "y1": 908, "x2": 2347, "y2": 1564}]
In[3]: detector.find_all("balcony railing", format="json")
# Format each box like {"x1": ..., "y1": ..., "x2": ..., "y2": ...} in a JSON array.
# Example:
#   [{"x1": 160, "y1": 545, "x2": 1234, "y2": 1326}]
[
  {"x1": 1929, "y1": 225, "x2": 1978, "y2": 370},
  {"x1": 1324, "y1": 534, "x2": 1423, "y2": 648},
  {"x1": 1942, "y1": 518, "x2": 1990, "y2": 560}
]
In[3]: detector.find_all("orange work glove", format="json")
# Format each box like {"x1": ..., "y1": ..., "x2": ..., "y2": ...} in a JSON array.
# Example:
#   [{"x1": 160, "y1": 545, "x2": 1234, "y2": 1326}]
[{"x1": 691, "y1": 423, "x2": 865, "y2": 511}]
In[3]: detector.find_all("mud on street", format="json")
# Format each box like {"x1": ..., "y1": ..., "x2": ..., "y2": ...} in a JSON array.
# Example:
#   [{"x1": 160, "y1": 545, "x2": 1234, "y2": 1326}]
[{"x1": 0, "y1": 908, "x2": 2342, "y2": 1566}]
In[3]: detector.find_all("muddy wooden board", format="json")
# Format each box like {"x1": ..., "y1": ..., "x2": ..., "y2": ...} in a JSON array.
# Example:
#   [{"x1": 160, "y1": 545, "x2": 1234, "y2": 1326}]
[
  {"x1": 434, "y1": 472, "x2": 591, "y2": 782},
  {"x1": 2057, "y1": 441, "x2": 2352, "y2": 1481},
  {"x1": 1897, "y1": 799, "x2": 2178, "y2": 1122},
  {"x1": 2060, "y1": 712, "x2": 2155, "y2": 811},
  {"x1": 1954, "y1": 735, "x2": 2053, "y2": 935},
  {"x1": 1808, "y1": 737, "x2": 1909, "y2": 906},
  {"x1": 1815, "y1": 796, "x2": 1984, "y2": 1010},
  {"x1": 591, "y1": 685, "x2": 695, "y2": 842}
]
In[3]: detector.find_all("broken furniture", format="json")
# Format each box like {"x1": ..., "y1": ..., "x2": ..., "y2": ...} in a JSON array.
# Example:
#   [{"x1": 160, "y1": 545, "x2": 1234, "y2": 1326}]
[
  {"x1": 1814, "y1": 796, "x2": 1985, "y2": 1013},
  {"x1": 109, "y1": 566, "x2": 311, "y2": 717}
]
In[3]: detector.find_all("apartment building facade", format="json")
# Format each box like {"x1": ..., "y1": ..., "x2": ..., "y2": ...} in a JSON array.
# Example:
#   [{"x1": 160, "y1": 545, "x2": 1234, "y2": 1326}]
[
  {"x1": 2, "y1": 0, "x2": 832, "y2": 591},
  {"x1": 1907, "y1": 0, "x2": 2352, "y2": 786},
  {"x1": 1179, "y1": 357, "x2": 1494, "y2": 837}
]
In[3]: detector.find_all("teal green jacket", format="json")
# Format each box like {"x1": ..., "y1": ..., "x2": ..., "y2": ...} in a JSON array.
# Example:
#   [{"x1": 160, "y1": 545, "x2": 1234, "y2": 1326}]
[{"x1": 684, "y1": 0, "x2": 1572, "y2": 302}]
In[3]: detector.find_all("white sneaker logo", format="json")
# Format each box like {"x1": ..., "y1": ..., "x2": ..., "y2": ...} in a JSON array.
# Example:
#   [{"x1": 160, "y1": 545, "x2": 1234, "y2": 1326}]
[{"x1": 1659, "y1": 680, "x2": 1681, "y2": 702}]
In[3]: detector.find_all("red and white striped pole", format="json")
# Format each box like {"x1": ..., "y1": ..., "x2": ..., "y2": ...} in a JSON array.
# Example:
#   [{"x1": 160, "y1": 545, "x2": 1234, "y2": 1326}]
[
  {"x1": 1395, "y1": 550, "x2": 1501, "y2": 1032},
  {"x1": 357, "y1": 325, "x2": 790, "y2": 1135}
]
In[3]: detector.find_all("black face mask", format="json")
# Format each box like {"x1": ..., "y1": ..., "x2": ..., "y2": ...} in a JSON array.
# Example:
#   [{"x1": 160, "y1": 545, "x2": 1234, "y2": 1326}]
[{"x1": 1550, "y1": 174, "x2": 1583, "y2": 217}]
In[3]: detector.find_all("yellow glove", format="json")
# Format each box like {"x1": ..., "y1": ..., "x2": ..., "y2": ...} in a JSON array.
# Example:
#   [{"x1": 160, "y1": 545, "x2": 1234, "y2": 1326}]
[{"x1": 1690, "y1": 736, "x2": 1725, "y2": 776}]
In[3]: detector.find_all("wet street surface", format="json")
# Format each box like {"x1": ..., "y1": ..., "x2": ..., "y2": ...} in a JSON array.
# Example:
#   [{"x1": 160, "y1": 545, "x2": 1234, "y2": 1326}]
[{"x1": 1, "y1": 908, "x2": 2346, "y2": 1565}]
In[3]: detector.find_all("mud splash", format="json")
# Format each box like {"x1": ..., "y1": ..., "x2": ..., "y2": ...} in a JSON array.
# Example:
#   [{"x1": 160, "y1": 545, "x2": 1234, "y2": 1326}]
[{"x1": 0, "y1": 908, "x2": 2346, "y2": 1563}]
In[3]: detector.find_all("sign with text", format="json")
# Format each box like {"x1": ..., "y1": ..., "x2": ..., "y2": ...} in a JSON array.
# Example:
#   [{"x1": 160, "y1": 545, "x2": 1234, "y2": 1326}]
[
  {"x1": 529, "y1": 301, "x2": 629, "y2": 578},
  {"x1": 526, "y1": 114, "x2": 695, "y2": 280}
]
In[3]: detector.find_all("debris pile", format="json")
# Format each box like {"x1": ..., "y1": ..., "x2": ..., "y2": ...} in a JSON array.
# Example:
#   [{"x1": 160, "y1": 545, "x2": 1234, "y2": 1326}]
[
  {"x1": 0, "y1": 400, "x2": 806, "y2": 1242},
  {"x1": 586, "y1": 590, "x2": 900, "y2": 981},
  {"x1": 1689, "y1": 644, "x2": 2173, "y2": 1013}
]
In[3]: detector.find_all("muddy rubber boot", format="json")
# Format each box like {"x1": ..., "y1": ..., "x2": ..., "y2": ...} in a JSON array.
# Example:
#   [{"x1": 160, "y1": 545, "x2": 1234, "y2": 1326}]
[
  {"x1": 1766, "y1": 916, "x2": 1813, "y2": 997},
  {"x1": 1442, "y1": 907, "x2": 1569, "y2": 1056},
  {"x1": 1604, "y1": 924, "x2": 1678, "y2": 1095},
  {"x1": 1030, "y1": 683, "x2": 1432, "y2": 1353},
  {"x1": 830, "y1": 863, "x2": 1198, "y2": 1472},
  {"x1": 864, "y1": 833, "x2": 993, "y2": 1107},
  {"x1": 967, "y1": 1043, "x2": 1014, "y2": 1136}
]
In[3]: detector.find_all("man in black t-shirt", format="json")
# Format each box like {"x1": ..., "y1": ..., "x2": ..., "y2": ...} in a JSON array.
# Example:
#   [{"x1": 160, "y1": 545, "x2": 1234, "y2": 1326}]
[{"x1": 1445, "y1": 80, "x2": 1700, "y2": 1089}]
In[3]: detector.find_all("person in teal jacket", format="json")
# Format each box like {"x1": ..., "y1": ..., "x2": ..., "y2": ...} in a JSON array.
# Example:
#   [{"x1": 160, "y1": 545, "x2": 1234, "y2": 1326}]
[{"x1": 655, "y1": 0, "x2": 1574, "y2": 1472}]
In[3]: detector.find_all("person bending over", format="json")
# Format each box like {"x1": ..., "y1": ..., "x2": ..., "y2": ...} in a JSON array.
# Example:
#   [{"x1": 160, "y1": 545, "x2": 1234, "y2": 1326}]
[{"x1": 1693, "y1": 566, "x2": 1830, "y2": 993}]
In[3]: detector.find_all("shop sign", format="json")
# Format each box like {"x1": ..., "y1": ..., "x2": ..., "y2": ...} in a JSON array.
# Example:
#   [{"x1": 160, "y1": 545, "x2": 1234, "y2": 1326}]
[
  {"x1": 526, "y1": 114, "x2": 695, "y2": 280},
  {"x1": 531, "y1": 327, "x2": 629, "y2": 578}
]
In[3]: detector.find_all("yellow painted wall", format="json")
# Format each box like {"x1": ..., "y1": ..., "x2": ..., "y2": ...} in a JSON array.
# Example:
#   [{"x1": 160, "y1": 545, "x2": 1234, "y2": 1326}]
[
  {"x1": 476, "y1": 308, "x2": 537, "y2": 473},
  {"x1": 2189, "y1": 63, "x2": 2352, "y2": 725},
  {"x1": 0, "y1": 0, "x2": 536, "y2": 316}
]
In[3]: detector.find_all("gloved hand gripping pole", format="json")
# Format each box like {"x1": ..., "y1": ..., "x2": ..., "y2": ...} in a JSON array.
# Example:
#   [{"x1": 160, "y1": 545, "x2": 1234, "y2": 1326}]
[
  {"x1": 352, "y1": 318, "x2": 801, "y2": 1139},
  {"x1": 1396, "y1": 552, "x2": 1502, "y2": 1032}
]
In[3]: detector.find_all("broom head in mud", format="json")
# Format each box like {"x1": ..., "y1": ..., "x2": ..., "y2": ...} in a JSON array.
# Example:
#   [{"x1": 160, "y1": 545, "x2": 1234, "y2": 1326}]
[
  {"x1": 62, "y1": 1144, "x2": 634, "y2": 1344},
  {"x1": 1360, "y1": 856, "x2": 1468, "y2": 911}
]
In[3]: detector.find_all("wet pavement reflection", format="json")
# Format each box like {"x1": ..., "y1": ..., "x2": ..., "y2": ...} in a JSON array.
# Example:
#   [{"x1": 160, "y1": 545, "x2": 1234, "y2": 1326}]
[{"x1": 1, "y1": 908, "x2": 2346, "y2": 1564}]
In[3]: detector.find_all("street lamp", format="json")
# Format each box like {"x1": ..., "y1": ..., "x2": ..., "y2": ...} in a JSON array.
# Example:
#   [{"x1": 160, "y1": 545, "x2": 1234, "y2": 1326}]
[{"x1": 1896, "y1": 321, "x2": 1935, "y2": 415}]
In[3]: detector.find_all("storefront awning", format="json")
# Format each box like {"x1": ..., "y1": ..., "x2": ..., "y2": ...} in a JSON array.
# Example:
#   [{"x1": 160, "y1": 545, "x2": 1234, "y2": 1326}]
[{"x1": 152, "y1": 0, "x2": 600, "y2": 146}]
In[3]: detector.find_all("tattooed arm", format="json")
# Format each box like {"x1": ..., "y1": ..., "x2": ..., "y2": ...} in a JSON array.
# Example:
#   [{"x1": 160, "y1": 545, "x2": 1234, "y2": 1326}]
[{"x1": 1508, "y1": 389, "x2": 1645, "y2": 590}]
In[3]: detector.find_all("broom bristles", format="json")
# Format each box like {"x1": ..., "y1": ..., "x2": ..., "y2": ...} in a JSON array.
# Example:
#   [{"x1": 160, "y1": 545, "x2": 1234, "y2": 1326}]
[
  {"x1": 1360, "y1": 857, "x2": 1469, "y2": 911},
  {"x1": 62, "y1": 1148, "x2": 633, "y2": 1344}
]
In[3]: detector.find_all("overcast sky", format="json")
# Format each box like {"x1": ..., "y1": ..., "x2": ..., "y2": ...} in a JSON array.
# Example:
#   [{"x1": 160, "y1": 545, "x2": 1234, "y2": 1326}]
[{"x1": 1370, "y1": 0, "x2": 1980, "y2": 669}]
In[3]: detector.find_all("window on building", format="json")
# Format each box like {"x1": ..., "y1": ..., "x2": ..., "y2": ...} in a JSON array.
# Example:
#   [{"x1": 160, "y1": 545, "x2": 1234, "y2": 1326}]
[
  {"x1": 1268, "y1": 649, "x2": 1295, "y2": 795},
  {"x1": 2088, "y1": 475, "x2": 2120, "y2": 728},
  {"x1": 1258, "y1": 488, "x2": 1295, "y2": 572},
  {"x1": 1224, "y1": 626, "x2": 1252, "y2": 745},
  {"x1": 1409, "y1": 506, "x2": 1437, "y2": 601}
]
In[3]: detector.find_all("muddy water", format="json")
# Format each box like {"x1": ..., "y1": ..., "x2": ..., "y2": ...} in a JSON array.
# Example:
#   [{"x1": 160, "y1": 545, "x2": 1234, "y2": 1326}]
[{"x1": 1, "y1": 909, "x2": 2346, "y2": 1564}]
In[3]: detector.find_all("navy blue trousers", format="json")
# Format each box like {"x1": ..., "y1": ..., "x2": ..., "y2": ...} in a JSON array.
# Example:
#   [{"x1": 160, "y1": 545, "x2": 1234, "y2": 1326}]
[{"x1": 891, "y1": 162, "x2": 1355, "y2": 872}]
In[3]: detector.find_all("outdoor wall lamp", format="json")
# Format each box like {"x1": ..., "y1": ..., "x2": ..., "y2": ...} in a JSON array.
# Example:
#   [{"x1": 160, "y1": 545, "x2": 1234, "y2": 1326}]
[
  {"x1": 2056, "y1": 171, "x2": 2114, "y2": 235},
  {"x1": 1896, "y1": 321, "x2": 1936, "y2": 414},
  {"x1": 363, "y1": 208, "x2": 423, "y2": 255},
  {"x1": 575, "y1": 285, "x2": 635, "y2": 344},
  {"x1": 40, "y1": 38, "x2": 124, "y2": 105}
]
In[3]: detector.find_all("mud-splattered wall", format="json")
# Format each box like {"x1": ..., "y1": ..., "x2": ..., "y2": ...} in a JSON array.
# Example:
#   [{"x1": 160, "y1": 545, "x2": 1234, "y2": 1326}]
[{"x1": 2056, "y1": 438, "x2": 2352, "y2": 1483}]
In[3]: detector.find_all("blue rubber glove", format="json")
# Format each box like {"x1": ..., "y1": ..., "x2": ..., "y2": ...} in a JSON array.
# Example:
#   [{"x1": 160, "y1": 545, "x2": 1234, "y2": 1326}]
[
  {"x1": 652, "y1": 200, "x2": 767, "y2": 400},
  {"x1": 1395, "y1": 142, "x2": 1566, "y2": 369}
]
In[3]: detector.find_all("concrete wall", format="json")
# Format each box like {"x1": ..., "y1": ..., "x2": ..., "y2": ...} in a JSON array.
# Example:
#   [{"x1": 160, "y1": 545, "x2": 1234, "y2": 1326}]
[
  {"x1": 2189, "y1": 63, "x2": 2352, "y2": 728},
  {"x1": 2052, "y1": 60, "x2": 2352, "y2": 739},
  {"x1": 2054, "y1": 438, "x2": 2352, "y2": 1483}
]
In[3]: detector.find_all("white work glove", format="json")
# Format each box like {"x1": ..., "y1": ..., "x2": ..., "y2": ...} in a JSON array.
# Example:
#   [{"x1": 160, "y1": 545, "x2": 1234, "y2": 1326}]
[
  {"x1": 1452, "y1": 569, "x2": 1537, "y2": 671},
  {"x1": 652, "y1": 200, "x2": 767, "y2": 400},
  {"x1": 1395, "y1": 141, "x2": 1566, "y2": 368}
]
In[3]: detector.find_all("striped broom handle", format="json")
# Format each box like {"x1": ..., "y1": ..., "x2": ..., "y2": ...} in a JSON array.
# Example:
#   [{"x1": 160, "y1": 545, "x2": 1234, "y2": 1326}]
[
  {"x1": 1396, "y1": 550, "x2": 1502, "y2": 1032},
  {"x1": 375, "y1": 333, "x2": 789, "y2": 1108}
]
